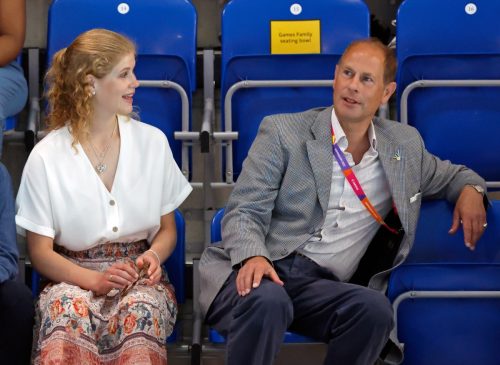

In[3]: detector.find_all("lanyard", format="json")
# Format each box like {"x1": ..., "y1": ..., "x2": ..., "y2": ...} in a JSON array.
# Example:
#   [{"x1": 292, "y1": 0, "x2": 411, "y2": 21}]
[{"x1": 331, "y1": 125, "x2": 399, "y2": 235}]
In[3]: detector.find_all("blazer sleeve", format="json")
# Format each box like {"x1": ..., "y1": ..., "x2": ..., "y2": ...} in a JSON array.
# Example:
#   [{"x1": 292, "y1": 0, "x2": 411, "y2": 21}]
[{"x1": 222, "y1": 116, "x2": 286, "y2": 267}]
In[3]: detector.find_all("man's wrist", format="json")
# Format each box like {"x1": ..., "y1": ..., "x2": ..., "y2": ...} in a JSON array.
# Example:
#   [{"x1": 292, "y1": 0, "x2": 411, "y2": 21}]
[{"x1": 466, "y1": 184, "x2": 485, "y2": 196}]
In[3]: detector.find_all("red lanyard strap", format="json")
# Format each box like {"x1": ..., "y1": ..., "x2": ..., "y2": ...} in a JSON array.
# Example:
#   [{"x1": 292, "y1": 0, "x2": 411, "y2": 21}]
[{"x1": 331, "y1": 126, "x2": 399, "y2": 235}]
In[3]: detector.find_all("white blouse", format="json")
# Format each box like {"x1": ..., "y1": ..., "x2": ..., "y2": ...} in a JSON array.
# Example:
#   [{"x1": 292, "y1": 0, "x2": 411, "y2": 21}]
[{"x1": 15, "y1": 116, "x2": 192, "y2": 251}]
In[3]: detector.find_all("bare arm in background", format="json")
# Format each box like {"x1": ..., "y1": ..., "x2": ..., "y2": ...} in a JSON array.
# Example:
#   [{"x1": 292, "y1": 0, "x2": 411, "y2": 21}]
[{"x1": 0, "y1": 0, "x2": 25, "y2": 66}]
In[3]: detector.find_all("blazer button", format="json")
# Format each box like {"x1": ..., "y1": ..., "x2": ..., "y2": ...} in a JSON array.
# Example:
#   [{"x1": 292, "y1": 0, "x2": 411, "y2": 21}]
[
  {"x1": 112, "y1": 227, "x2": 118, "y2": 232},
  {"x1": 281, "y1": 249, "x2": 288, "y2": 255}
]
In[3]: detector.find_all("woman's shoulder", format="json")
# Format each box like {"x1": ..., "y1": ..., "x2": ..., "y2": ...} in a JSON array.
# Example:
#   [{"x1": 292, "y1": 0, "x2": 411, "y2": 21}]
[
  {"x1": 121, "y1": 116, "x2": 169, "y2": 147},
  {"x1": 30, "y1": 126, "x2": 72, "y2": 157}
]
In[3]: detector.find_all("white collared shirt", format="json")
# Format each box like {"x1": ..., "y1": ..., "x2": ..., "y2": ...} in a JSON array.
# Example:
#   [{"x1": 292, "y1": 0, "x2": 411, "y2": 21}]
[
  {"x1": 15, "y1": 116, "x2": 192, "y2": 251},
  {"x1": 297, "y1": 108, "x2": 392, "y2": 281}
]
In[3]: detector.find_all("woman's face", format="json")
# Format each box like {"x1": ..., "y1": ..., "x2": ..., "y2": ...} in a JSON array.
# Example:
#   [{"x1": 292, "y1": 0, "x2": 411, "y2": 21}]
[{"x1": 92, "y1": 53, "x2": 139, "y2": 117}]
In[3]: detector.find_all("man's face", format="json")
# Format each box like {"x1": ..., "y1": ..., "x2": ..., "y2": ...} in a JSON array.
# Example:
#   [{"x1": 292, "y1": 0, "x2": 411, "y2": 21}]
[{"x1": 333, "y1": 43, "x2": 396, "y2": 126}]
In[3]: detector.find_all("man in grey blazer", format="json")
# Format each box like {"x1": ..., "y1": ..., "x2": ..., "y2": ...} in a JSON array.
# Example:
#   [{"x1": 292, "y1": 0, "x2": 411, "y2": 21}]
[{"x1": 199, "y1": 38, "x2": 487, "y2": 365}]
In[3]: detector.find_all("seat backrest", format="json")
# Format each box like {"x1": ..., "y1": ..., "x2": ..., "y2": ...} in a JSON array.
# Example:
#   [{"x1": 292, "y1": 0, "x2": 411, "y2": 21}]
[
  {"x1": 221, "y1": 0, "x2": 369, "y2": 180},
  {"x1": 396, "y1": 0, "x2": 500, "y2": 184},
  {"x1": 387, "y1": 200, "x2": 500, "y2": 365},
  {"x1": 210, "y1": 208, "x2": 225, "y2": 243},
  {"x1": 47, "y1": 0, "x2": 197, "y2": 166},
  {"x1": 404, "y1": 200, "x2": 500, "y2": 264},
  {"x1": 3, "y1": 117, "x2": 16, "y2": 132},
  {"x1": 167, "y1": 209, "x2": 186, "y2": 303}
]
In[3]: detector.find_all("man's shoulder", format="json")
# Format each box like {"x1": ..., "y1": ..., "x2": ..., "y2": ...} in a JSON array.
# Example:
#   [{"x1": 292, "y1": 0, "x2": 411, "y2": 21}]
[
  {"x1": 260, "y1": 106, "x2": 330, "y2": 137},
  {"x1": 374, "y1": 117, "x2": 420, "y2": 140},
  {"x1": 266, "y1": 106, "x2": 328, "y2": 124}
]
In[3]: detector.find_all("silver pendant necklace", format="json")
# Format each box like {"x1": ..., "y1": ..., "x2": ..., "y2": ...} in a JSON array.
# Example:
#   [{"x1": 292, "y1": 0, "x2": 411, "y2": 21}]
[{"x1": 88, "y1": 118, "x2": 118, "y2": 175}]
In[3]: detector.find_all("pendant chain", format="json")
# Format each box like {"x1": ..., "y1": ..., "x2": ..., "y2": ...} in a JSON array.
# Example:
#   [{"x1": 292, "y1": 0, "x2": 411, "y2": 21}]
[{"x1": 88, "y1": 117, "x2": 118, "y2": 175}]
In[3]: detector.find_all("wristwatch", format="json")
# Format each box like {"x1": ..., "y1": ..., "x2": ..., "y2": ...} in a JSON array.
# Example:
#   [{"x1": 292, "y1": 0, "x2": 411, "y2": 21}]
[{"x1": 467, "y1": 184, "x2": 485, "y2": 195}]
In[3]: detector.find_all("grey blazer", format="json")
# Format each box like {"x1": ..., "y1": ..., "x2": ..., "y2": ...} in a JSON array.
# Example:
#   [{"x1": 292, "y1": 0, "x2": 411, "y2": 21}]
[{"x1": 199, "y1": 106, "x2": 485, "y2": 363}]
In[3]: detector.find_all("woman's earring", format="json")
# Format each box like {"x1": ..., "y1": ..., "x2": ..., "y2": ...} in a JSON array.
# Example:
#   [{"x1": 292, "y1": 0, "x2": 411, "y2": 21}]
[{"x1": 91, "y1": 89, "x2": 96, "y2": 96}]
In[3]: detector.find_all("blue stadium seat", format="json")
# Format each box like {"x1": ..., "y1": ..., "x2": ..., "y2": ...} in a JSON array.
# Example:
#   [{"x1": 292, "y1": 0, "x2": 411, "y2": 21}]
[
  {"x1": 31, "y1": 209, "x2": 186, "y2": 343},
  {"x1": 387, "y1": 200, "x2": 500, "y2": 365},
  {"x1": 208, "y1": 208, "x2": 318, "y2": 344},
  {"x1": 3, "y1": 117, "x2": 16, "y2": 133},
  {"x1": 47, "y1": 0, "x2": 197, "y2": 178},
  {"x1": 396, "y1": 0, "x2": 500, "y2": 189},
  {"x1": 220, "y1": 0, "x2": 369, "y2": 182}
]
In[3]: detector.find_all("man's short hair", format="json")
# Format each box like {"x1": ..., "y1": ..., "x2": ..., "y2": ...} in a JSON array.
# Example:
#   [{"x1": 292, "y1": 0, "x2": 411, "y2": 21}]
[{"x1": 339, "y1": 38, "x2": 397, "y2": 85}]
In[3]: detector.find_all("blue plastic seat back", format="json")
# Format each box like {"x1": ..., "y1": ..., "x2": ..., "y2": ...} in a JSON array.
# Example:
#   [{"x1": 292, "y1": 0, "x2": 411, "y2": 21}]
[
  {"x1": 168, "y1": 209, "x2": 186, "y2": 304},
  {"x1": 3, "y1": 117, "x2": 16, "y2": 132},
  {"x1": 47, "y1": 0, "x2": 197, "y2": 166},
  {"x1": 396, "y1": 0, "x2": 500, "y2": 182},
  {"x1": 387, "y1": 200, "x2": 500, "y2": 365},
  {"x1": 209, "y1": 207, "x2": 318, "y2": 343},
  {"x1": 210, "y1": 208, "x2": 225, "y2": 243},
  {"x1": 221, "y1": 0, "x2": 369, "y2": 180},
  {"x1": 403, "y1": 200, "x2": 500, "y2": 264},
  {"x1": 165, "y1": 209, "x2": 186, "y2": 343}
]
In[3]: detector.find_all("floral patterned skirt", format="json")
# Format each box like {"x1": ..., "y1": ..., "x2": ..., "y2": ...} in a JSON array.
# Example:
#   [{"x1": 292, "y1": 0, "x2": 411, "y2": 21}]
[{"x1": 32, "y1": 240, "x2": 177, "y2": 365}]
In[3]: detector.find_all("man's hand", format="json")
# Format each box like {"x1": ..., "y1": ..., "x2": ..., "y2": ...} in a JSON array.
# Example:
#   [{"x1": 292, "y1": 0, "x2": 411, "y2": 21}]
[
  {"x1": 236, "y1": 256, "x2": 284, "y2": 296},
  {"x1": 449, "y1": 185, "x2": 487, "y2": 250}
]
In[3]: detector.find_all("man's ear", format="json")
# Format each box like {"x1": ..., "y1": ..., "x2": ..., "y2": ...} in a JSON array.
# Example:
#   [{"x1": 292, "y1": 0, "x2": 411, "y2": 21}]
[{"x1": 382, "y1": 81, "x2": 397, "y2": 104}]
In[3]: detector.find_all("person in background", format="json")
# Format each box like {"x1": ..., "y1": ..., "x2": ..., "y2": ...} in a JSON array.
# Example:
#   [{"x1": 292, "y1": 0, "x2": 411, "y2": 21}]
[
  {"x1": 198, "y1": 38, "x2": 487, "y2": 365},
  {"x1": 0, "y1": 0, "x2": 28, "y2": 156},
  {"x1": 16, "y1": 29, "x2": 192, "y2": 364},
  {"x1": 0, "y1": 162, "x2": 34, "y2": 365}
]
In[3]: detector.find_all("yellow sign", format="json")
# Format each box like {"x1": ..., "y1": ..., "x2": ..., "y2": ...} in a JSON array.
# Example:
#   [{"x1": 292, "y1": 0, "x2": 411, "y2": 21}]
[{"x1": 270, "y1": 20, "x2": 321, "y2": 55}]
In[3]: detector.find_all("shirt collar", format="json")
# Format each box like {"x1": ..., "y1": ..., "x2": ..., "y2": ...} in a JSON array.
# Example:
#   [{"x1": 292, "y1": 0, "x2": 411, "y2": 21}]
[{"x1": 330, "y1": 108, "x2": 377, "y2": 150}]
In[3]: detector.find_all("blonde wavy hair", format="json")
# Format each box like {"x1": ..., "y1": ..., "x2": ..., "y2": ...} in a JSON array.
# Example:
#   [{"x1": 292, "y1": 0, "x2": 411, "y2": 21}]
[{"x1": 45, "y1": 28, "x2": 136, "y2": 145}]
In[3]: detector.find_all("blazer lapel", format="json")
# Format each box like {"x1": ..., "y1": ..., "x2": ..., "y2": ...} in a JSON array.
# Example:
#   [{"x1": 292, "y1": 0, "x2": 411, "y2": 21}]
[
  {"x1": 306, "y1": 107, "x2": 333, "y2": 214},
  {"x1": 376, "y1": 127, "x2": 409, "y2": 233}
]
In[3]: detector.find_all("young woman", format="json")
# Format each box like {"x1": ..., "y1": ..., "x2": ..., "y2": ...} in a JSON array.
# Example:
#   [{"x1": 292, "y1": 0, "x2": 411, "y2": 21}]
[{"x1": 16, "y1": 29, "x2": 192, "y2": 364}]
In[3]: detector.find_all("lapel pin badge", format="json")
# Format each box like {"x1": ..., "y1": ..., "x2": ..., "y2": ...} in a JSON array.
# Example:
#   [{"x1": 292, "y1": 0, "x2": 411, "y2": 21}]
[{"x1": 393, "y1": 149, "x2": 401, "y2": 161}]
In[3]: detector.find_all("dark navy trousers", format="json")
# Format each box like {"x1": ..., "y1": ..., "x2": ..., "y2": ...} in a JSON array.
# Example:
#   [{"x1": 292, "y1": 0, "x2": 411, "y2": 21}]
[
  {"x1": 206, "y1": 253, "x2": 393, "y2": 365},
  {"x1": 0, "y1": 279, "x2": 34, "y2": 365}
]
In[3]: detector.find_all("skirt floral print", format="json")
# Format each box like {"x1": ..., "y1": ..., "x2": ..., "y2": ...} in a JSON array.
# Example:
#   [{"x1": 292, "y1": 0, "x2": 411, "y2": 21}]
[{"x1": 32, "y1": 241, "x2": 177, "y2": 365}]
